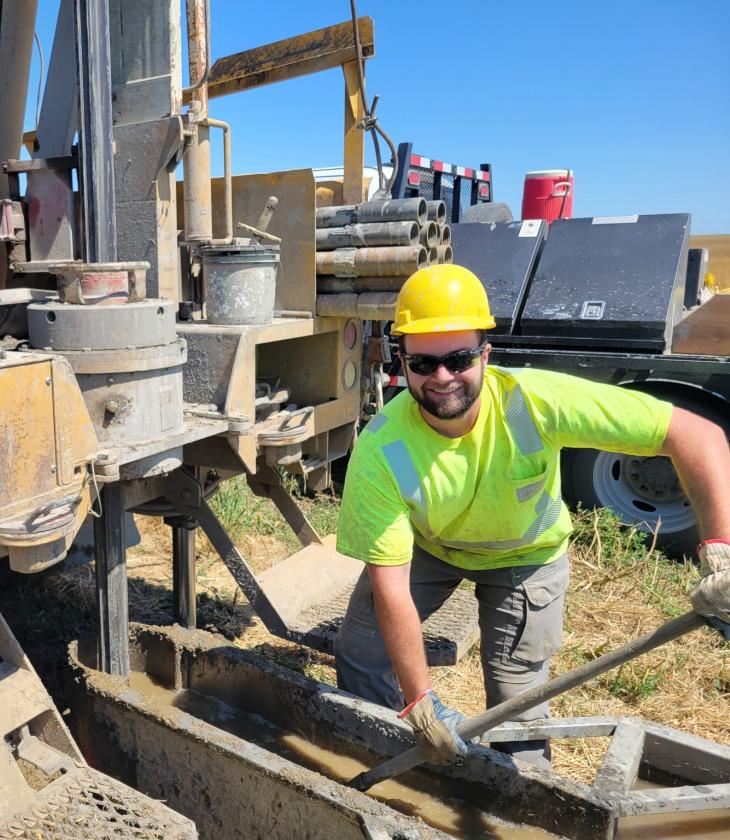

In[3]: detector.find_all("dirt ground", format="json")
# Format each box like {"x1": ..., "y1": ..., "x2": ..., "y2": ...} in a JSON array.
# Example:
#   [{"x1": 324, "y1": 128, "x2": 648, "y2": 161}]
[{"x1": 122, "y1": 508, "x2": 730, "y2": 785}]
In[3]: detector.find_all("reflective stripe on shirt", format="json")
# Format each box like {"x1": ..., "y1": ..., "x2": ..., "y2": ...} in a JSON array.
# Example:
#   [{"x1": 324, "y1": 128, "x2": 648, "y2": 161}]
[{"x1": 504, "y1": 384, "x2": 543, "y2": 455}]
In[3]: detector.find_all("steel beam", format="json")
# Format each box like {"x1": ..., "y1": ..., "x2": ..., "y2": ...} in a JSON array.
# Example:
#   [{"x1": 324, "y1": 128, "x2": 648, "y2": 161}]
[
  {"x1": 75, "y1": 0, "x2": 117, "y2": 262},
  {"x1": 342, "y1": 60, "x2": 365, "y2": 205},
  {"x1": 93, "y1": 484, "x2": 130, "y2": 676},
  {"x1": 192, "y1": 499, "x2": 289, "y2": 637},
  {"x1": 170, "y1": 517, "x2": 197, "y2": 629},
  {"x1": 197, "y1": 17, "x2": 374, "y2": 102}
]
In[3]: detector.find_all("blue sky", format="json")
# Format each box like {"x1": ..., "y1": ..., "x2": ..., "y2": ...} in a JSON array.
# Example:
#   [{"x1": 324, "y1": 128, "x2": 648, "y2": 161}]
[{"x1": 30, "y1": 0, "x2": 729, "y2": 232}]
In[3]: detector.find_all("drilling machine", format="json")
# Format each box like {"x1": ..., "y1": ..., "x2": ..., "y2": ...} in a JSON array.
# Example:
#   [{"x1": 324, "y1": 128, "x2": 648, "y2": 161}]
[{"x1": 0, "y1": 0, "x2": 386, "y2": 831}]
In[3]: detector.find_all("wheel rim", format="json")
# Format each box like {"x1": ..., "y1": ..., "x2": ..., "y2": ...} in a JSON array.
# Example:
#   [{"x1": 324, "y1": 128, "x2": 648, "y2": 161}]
[{"x1": 591, "y1": 451, "x2": 696, "y2": 534}]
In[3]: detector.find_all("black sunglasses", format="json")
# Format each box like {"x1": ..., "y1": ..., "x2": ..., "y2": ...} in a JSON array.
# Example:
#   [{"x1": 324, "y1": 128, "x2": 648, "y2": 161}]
[{"x1": 401, "y1": 344, "x2": 486, "y2": 376}]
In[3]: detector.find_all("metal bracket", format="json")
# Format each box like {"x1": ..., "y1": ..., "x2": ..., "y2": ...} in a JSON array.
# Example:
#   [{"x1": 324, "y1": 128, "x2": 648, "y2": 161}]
[{"x1": 15, "y1": 727, "x2": 74, "y2": 776}]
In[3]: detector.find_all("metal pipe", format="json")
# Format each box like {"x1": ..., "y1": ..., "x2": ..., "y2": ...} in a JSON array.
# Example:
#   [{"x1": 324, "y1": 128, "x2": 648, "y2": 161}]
[
  {"x1": 75, "y1": 0, "x2": 117, "y2": 262},
  {"x1": 316, "y1": 197, "x2": 427, "y2": 229},
  {"x1": 206, "y1": 117, "x2": 233, "y2": 245},
  {"x1": 436, "y1": 244, "x2": 453, "y2": 264},
  {"x1": 316, "y1": 291, "x2": 398, "y2": 320},
  {"x1": 93, "y1": 483, "x2": 129, "y2": 676},
  {"x1": 418, "y1": 221, "x2": 438, "y2": 248},
  {"x1": 182, "y1": 0, "x2": 213, "y2": 243},
  {"x1": 428, "y1": 246, "x2": 438, "y2": 265},
  {"x1": 184, "y1": 0, "x2": 210, "y2": 103},
  {"x1": 183, "y1": 116, "x2": 213, "y2": 242},
  {"x1": 425, "y1": 200, "x2": 446, "y2": 225},
  {"x1": 0, "y1": 1, "x2": 39, "y2": 198},
  {"x1": 440, "y1": 224, "x2": 451, "y2": 246},
  {"x1": 316, "y1": 245, "x2": 427, "y2": 277},
  {"x1": 171, "y1": 517, "x2": 197, "y2": 629},
  {"x1": 317, "y1": 275, "x2": 408, "y2": 293},
  {"x1": 316, "y1": 221, "x2": 419, "y2": 250}
]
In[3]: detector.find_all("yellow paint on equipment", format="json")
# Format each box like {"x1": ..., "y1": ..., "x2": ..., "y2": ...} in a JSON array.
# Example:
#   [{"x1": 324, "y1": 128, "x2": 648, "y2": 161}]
[{"x1": 0, "y1": 352, "x2": 99, "y2": 572}]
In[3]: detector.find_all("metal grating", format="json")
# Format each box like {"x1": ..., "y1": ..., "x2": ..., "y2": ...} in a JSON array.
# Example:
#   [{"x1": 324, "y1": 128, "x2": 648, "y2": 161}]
[
  {"x1": 458, "y1": 178, "x2": 473, "y2": 221},
  {"x1": 0, "y1": 765, "x2": 196, "y2": 839},
  {"x1": 439, "y1": 174, "x2": 455, "y2": 223}
]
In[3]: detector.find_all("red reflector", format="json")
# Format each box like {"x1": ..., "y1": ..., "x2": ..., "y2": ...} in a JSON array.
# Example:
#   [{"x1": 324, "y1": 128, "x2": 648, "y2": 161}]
[
  {"x1": 407, "y1": 172, "x2": 421, "y2": 186},
  {"x1": 479, "y1": 185, "x2": 490, "y2": 198}
]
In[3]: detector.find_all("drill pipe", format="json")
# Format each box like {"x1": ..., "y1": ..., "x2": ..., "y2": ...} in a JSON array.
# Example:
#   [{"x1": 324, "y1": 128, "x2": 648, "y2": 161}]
[
  {"x1": 436, "y1": 245, "x2": 453, "y2": 264},
  {"x1": 315, "y1": 198, "x2": 427, "y2": 229},
  {"x1": 316, "y1": 275, "x2": 408, "y2": 293},
  {"x1": 316, "y1": 245, "x2": 427, "y2": 277},
  {"x1": 440, "y1": 224, "x2": 451, "y2": 246},
  {"x1": 418, "y1": 221, "x2": 439, "y2": 248},
  {"x1": 316, "y1": 292, "x2": 397, "y2": 320},
  {"x1": 425, "y1": 200, "x2": 446, "y2": 225},
  {"x1": 315, "y1": 221, "x2": 419, "y2": 250}
]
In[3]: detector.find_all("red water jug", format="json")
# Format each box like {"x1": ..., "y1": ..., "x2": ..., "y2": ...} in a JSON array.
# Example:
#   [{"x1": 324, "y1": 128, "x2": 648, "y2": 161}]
[{"x1": 521, "y1": 169, "x2": 574, "y2": 223}]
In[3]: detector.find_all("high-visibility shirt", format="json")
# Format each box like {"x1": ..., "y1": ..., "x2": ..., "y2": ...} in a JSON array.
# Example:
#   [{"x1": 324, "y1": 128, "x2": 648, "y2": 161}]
[{"x1": 336, "y1": 367, "x2": 673, "y2": 570}]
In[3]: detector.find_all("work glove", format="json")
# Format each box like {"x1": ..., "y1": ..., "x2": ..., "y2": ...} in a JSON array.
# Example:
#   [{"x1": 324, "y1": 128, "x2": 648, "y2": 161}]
[
  {"x1": 398, "y1": 689, "x2": 468, "y2": 764},
  {"x1": 690, "y1": 540, "x2": 730, "y2": 624}
]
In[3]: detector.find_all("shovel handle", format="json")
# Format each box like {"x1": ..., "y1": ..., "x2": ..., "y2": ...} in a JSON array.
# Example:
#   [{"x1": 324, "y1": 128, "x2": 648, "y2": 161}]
[{"x1": 350, "y1": 610, "x2": 705, "y2": 792}]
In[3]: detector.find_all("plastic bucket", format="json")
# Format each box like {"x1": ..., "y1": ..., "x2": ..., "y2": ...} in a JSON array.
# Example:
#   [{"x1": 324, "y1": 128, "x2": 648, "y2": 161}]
[
  {"x1": 521, "y1": 169, "x2": 574, "y2": 223},
  {"x1": 202, "y1": 243, "x2": 280, "y2": 325}
]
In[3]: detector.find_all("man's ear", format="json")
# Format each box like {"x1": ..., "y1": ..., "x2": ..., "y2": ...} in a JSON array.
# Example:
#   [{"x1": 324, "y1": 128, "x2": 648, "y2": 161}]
[{"x1": 482, "y1": 342, "x2": 492, "y2": 363}]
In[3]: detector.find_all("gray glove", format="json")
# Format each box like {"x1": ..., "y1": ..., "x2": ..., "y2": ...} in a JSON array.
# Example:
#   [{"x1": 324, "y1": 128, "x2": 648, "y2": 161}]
[
  {"x1": 399, "y1": 690, "x2": 468, "y2": 764},
  {"x1": 690, "y1": 540, "x2": 730, "y2": 624}
]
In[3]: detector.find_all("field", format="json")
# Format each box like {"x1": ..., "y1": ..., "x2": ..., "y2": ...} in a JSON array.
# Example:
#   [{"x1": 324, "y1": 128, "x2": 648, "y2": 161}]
[
  {"x1": 2, "y1": 475, "x2": 727, "y2": 786},
  {"x1": 690, "y1": 234, "x2": 730, "y2": 289}
]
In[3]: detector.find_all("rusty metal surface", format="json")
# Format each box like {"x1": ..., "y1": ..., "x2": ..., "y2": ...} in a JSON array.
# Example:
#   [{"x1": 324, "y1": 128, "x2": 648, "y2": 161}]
[
  {"x1": 316, "y1": 245, "x2": 427, "y2": 277},
  {"x1": 316, "y1": 220, "x2": 419, "y2": 250},
  {"x1": 316, "y1": 292, "x2": 397, "y2": 320},
  {"x1": 198, "y1": 17, "x2": 374, "y2": 101},
  {"x1": 316, "y1": 197, "x2": 427, "y2": 229},
  {"x1": 0, "y1": 353, "x2": 97, "y2": 570},
  {"x1": 208, "y1": 169, "x2": 316, "y2": 313},
  {"x1": 342, "y1": 60, "x2": 365, "y2": 205},
  {"x1": 185, "y1": 0, "x2": 208, "y2": 112}
]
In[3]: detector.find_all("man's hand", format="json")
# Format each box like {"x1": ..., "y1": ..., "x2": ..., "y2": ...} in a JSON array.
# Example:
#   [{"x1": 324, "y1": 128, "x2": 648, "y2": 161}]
[
  {"x1": 399, "y1": 690, "x2": 468, "y2": 764},
  {"x1": 690, "y1": 540, "x2": 730, "y2": 624}
]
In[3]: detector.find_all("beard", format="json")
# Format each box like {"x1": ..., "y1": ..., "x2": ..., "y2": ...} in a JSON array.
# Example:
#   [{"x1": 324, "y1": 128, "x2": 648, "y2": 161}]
[{"x1": 407, "y1": 374, "x2": 482, "y2": 420}]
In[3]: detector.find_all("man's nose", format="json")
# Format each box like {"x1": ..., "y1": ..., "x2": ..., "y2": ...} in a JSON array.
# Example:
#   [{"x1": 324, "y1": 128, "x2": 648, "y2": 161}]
[{"x1": 431, "y1": 363, "x2": 453, "y2": 381}]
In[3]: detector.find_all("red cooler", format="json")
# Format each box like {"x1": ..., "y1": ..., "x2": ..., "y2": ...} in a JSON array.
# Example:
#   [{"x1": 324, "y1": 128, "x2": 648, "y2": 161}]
[{"x1": 521, "y1": 169, "x2": 574, "y2": 223}]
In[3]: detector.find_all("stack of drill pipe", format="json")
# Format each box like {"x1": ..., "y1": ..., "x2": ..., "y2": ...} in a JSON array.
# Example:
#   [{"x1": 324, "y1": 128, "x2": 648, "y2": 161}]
[
  {"x1": 315, "y1": 198, "x2": 454, "y2": 315},
  {"x1": 425, "y1": 201, "x2": 452, "y2": 263}
]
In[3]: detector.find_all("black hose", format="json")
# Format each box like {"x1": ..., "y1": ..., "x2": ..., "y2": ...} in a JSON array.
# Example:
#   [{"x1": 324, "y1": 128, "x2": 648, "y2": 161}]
[{"x1": 348, "y1": 0, "x2": 398, "y2": 198}]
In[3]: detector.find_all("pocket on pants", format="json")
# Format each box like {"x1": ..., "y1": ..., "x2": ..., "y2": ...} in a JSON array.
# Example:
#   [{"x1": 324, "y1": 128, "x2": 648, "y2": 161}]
[{"x1": 509, "y1": 556, "x2": 569, "y2": 665}]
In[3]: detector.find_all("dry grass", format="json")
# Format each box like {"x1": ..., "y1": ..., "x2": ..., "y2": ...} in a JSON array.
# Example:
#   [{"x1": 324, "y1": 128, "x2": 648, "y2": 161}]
[
  {"x1": 122, "y1": 486, "x2": 729, "y2": 785},
  {"x1": 5, "y1": 476, "x2": 726, "y2": 789}
]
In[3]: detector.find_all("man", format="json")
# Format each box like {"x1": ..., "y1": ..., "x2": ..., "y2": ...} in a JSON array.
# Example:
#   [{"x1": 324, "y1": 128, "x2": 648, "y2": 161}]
[{"x1": 334, "y1": 264, "x2": 730, "y2": 768}]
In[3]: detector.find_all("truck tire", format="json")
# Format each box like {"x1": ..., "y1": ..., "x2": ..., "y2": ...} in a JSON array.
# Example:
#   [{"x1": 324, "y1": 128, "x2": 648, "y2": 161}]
[
  {"x1": 562, "y1": 390, "x2": 730, "y2": 558},
  {"x1": 561, "y1": 448, "x2": 697, "y2": 557},
  {"x1": 461, "y1": 202, "x2": 514, "y2": 224}
]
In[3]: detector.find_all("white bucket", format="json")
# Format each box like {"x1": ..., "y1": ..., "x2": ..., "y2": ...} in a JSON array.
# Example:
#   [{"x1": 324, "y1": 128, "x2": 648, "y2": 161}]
[{"x1": 202, "y1": 243, "x2": 280, "y2": 325}]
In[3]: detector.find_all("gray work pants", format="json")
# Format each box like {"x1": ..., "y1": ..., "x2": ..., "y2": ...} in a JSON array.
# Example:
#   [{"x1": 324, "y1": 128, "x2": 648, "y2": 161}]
[{"x1": 334, "y1": 546, "x2": 570, "y2": 769}]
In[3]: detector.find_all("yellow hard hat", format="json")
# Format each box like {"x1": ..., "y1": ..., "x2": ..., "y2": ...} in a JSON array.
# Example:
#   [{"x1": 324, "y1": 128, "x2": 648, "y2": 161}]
[{"x1": 391, "y1": 264, "x2": 496, "y2": 335}]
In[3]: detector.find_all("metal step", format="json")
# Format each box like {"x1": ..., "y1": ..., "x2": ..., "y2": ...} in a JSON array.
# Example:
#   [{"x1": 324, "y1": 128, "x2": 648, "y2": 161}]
[
  {"x1": 0, "y1": 664, "x2": 54, "y2": 737},
  {"x1": 258, "y1": 535, "x2": 480, "y2": 665},
  {"x1": 0, "y1": 764, "x2": 197, "y2": 839}
]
